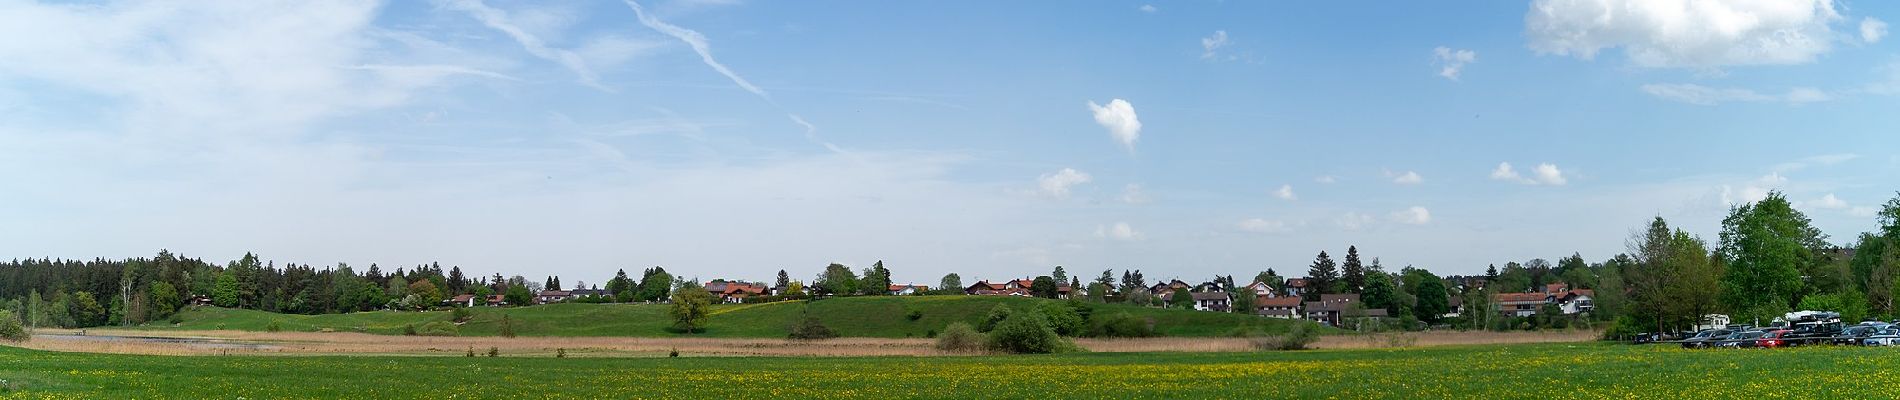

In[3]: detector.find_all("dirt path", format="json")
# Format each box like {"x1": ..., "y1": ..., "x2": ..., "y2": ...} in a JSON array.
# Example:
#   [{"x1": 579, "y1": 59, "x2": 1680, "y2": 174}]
[{"x1": 18, "y1": 328, "x2": 1604, "y2": 357}]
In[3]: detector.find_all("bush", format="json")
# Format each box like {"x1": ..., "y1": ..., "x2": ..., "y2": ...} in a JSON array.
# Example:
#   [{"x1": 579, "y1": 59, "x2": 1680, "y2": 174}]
[
  {"x1": 1084, "y1": 312, "x2": 1156, "y2": 338},
  {"x1": 465, "y1": 347, "x2": 475, "y2": 357},
  {"x1": 985, "y1": 311, "x2": 1079, "y2": 354},
  {"x1": 934, "y1": 322, "x2": 986, "y2": 353},
  {"x1": 1035, "y1": 301, "x2": 1084, "y2": 336},
  {"x1": 906, "y1": 309, "x2": 923, "y2": 321},
  {"x1": 403, "y1": 323, "x2": 418, "y2": 336},
  {"x1": 787, "y1": 316, "x2": 838, "y2": 340},
  {"x1": 451, "y1": 307, "x2": 472, "y2": 322},
  {"x1": 486, "y1": 347, "x2": 499, "y2": 357},
  {"x1": 0, "y1": 310, "x2": 28, "y2": 342},
  {"x1": 265, "y1": 321, "x2": 283, "y2": 333},
  {"x1": 1249, "y1": 322, "x2": 1320, "y2": 351},
  {"x1": 925, "y1": 329, "x2": 937, "y2": 338},
  {"x1": 978, "y1": 304, "x2": 1012, "y2": 333},
  {"x1": 556, "y1": 348, "x2": 566, "y2": 358},
  {"x1": 415, "y1": 321, "x2": 458, "y2": 336},
  {"x1": 499, "y1": 314, "x2": 516, "y2": 338},
  {"x1": 166, "y1": 313, "x2": 183, "y2": 325}
]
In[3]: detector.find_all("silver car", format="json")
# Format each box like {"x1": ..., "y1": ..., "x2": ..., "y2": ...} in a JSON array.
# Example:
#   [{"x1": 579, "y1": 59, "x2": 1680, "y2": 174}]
[{"x1": 1864, "y1": 327, "x2": 1900, "y2": 346}]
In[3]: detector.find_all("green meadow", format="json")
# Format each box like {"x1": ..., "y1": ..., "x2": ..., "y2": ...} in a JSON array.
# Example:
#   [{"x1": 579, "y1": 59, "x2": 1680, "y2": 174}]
[
  {"x1": 145, "y1": 296, "x2": 1311, "y2": 338},
  {"x1": 5, "y1": 343, "x2": 1900, "y2": 399}
]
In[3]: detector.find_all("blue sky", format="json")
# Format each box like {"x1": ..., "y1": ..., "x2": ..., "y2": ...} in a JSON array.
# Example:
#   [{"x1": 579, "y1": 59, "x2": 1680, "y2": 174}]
[{"x1": 3, "y1": 0, "x2": 1899, "y2": 286}]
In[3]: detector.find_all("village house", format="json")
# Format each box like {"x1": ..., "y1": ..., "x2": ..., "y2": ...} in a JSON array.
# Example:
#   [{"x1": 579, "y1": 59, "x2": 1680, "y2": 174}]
[
  {"x1": 964, "y1": 280, "x2": 1027, "y2": 296},
  {"x1": 1255, "y1": 295, "x2": 1302, "y2": 319},
  {"x1": 1302, "y1": 293, "x2": 1387, "y2": 326},
  {"x1": 1148, "y1": 279, "x2": 1191, "y2": 300},
  {"x1": 534, "y1": 290, "x2": 573, "y2": 305},
  {"x1": 704, "y1": 280, "x2": 769, "y2": 303},
  {"x1": 1191, "y1": 292, "x2": 1231, "y2": 312},
  {"x1": 887, "y1": 284, "x2": 929, "y2": 295},
  {"x1": 1490, "y1": 282, "x2": 1596, "y2": 317},
  {"x1": 1242, "y1": 280, "x2": 1283, "y2": 298},
  {"x1": 444, "y1": 294, "x2": 478, "y2": 307},
  {"x1": 485, "y1": 294, "x2": 506, "y2": 306},
  {"x1": 1282, "y1": 278, "x2": 1309, "y2": 298}
]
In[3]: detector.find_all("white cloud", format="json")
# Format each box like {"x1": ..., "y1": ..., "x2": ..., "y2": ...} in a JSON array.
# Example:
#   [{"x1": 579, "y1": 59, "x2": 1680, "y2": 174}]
[
  {"x1": 1096, "y1": 222, "x2": 1143, "y2": 241},
  {"x1": 1720, "y1": 173, "x2": 1788, "y2": 205},
  {"x1": 441, "y1": 0, "x2": 604, "y2": 90},
  {"x1": 1139, "y1": 4, "x2": 1157, "y2": 13},
  {"x1": 1201, "y1": 30, "x2": 1229, "y2": 60},
  {"x1": 1037, "y1": 168, "x2": 1092, "y2": 199},
  {"x1": 1336, "y1": 212, "x2": 1375, "y2": 231},
  {"x1": 1865, "y1": 17, "x2": 1889, "y2": 43},
  {"x1": 1432, "y1": 46, "x2": 1477, "y2": 80},
  {"x1": 1237, "y1": 218, "x2": 1290, "y2": 233},
  {"x1": 1527, "y1": 0, "x2": 1843, "y2": 68},
  {"x1": 1121, "y1": 183, "x2": 1150, "y2": 204},
  {"x1": 1087, "y1": 98, "x2": 1142, "y2": 152},
  {"x1": 1532, "y1": 163, "x2": 1568, "y2": 185},
  {"x1": 1811, "y1": 193, "x2": 1849, "y2": 210},
  {"x1": 1390, "y1": 206, "x2": 1432, "y2": 225},
  {"x1": 1390, "y1": 170, "x2": 1423, "y2": 185},
  {"x1": 1641, "y1": 84, "x2": 1831, "y2": 105},
  {"x1": 1273, "y1": 184, "x2": 1296, "y2": 201},
  {"x1": 1490, "y1": 162, "x2": 1533, "y2": 184},
  {"x1": 1314, "y1": 175, "x2": 1337, "y2": 184}
]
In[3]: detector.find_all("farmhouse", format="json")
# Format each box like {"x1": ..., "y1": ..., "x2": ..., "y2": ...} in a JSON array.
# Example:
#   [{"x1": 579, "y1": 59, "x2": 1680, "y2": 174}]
[
  {"x1": 964, "y1": 280, "x2": 1027, "y2": 296},
  {"x1": 704, "y1": 280, "x2": 769, "y2": 303},
  {"x1": 445, "y1": 294, "x2": 478, "y2": 307},
  {"x1": 1282, "y1": 278, "x2": 1309, "y2": 298},
  {"x1": 1492, "y1": 292, "x2": 1545, "y2": 317}
]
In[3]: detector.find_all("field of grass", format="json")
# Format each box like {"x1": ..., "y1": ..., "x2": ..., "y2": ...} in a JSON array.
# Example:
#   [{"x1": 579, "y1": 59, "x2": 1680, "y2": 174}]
[
  {"x1": 6, "y1": 342, "x2": 1900, "y2": 398},
  {"x1": 147, "y1": 295, "x2": 1313, "y2": 338}
]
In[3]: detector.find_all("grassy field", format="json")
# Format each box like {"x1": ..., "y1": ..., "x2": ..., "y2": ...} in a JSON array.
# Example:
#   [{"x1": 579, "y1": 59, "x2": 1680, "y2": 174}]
[
  {"x1": 6, "y1": 342, "x2": 1900, "y2": 398},
  {"x1": 147, "y1": 296, "x2": 1313, "y2": 338}
]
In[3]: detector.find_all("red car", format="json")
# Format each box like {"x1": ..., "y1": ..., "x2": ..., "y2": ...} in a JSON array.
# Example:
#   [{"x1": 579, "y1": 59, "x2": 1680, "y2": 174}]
[{"x1": 1757, "y1": 329, "x2": 1793, "y2": 348}]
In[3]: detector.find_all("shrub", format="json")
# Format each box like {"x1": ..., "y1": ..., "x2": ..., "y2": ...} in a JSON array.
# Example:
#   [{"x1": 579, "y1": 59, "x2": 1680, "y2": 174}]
[
  {"x1": 906, "y1": 309, "x2": 923, "y2": 321},
  {"x1": 403, "y1": 323, "x2": 418, "y2": 336},
  {"x1": 465, "y1": 347, "x2": 475, "y2": 357},
  {"x1": 934, "y1": 322, "x2": 986, "y2": 353},
  {"x1": 415, "y1": 321, "x2": 458, "y2": 337},
  {"x1": 985, "y1": 311, "x2": 1079, "y2": 354},
  {"x1": 499, "y1": 314, "x2": 516, "y2": 338},
  {"x1": 978, "y1": 304, "x2": 1013, "y2": 333},
  {"x1": 451, "y1": 307, "x2": 472, "y2": 322},
  {"x1": 216, "y1": 323, "x2": 227, "y2": 330},
  {"x1": 0, "y1": 310, "x2": 28, "y2": 342},
  {"x1": 166, "y1": 313, "x2": 183, "y2": 325},
  {"x1": 1084, "y1": 312, "x2": 1156, "y2": 338},
  {"x1": 1602, "y1": 315, "x2": 1644, "y2": 340},
  {"x1": 1035, "y1": 302, "x2": 1084, "y2": 336},
  {"x1": 556, "y1": 348, "x2": 566, "y2": 358},
  {"x1": 669, "y1": 348, "x2": 679, "y2": 358},
  {"x1": 925, "y1": 329, "x2": 937, "y2": 338},
  {"x1": 787, "y1": 316, "x2": 838, "y2": 340},
  {"x1": 265, "y1": 321, "x2": 283, "y2": 333},
  {"x1": 486, "y1": 347, "x2": 499, "y2": 357},
  {"x1": 1249, "y1": 322, "x2": 1320, "y2": 351}
]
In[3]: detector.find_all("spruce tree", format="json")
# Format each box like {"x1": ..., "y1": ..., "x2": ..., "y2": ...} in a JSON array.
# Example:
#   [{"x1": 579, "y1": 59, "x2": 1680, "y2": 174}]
[
  {"x1": 1305, "y1": 251, "x2": 1338, "y2": 301},
  {"x1": 1341, "y1": 246, "x2": 1365, "y2": 294}
]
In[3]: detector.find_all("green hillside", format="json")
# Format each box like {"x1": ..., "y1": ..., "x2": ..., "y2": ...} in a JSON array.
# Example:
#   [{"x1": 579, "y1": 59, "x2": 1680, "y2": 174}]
[{"x1": 149, "y1": 295, "x2": 1322, "y2": 338}]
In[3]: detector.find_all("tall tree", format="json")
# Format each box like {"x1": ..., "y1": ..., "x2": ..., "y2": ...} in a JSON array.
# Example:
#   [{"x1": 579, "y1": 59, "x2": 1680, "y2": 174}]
[
  {"x1": 668, "y1": 281, "x2": 713, "y2": 334},
  {"x1": 940, "y1": 273, "x2": 963, "y2": 293},
  {"x1": 605, "y1": 269, "x2": 633, "y2": 302},
  {"x1": 1341, "y1": 246, "x2": 1365, "y2": 294},
  {"x1": 817, "y1": 263, "x2": 858, "y2": 296},
  {"x1": 775, "y1": 270, "x2": 791, "y2": 290},
  {"x1": 1093, "y1": 270, "x2": 1115, "y2": 293},
  {"x1": 1362, "y1": 271, "x2": 1398, "y2": 316},
  {"x1": 1718, "y1": 192, "x2": 1822, "y2": 323},
  {"x1": 859, "y1": 261, "x2": 893, "y2": 296},
  {"x1": 1051, "y1": 266, "x2": 1067, "y2": 283},
  {"x1": 637, "y1": 267, "x2": 674, "y2": 302},
  {"x1": 1305, "y1": 251, "x2": 1338, "y2": 301},
  {"x1": 1030, "y1": 276, "x2": 1059, "y2": 299},
  {"x1": 447, "y1": 267, "x2": 466, "y2": 295}
]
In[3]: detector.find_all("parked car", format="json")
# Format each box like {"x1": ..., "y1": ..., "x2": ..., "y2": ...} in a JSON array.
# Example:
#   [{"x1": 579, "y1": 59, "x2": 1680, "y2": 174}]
[
  {"x1": 1862, "y1": 327, "x2": 1892, "y2": 346},
  {"x1": 1758, "y1": 330, "x2": 1794, "y2": 348},
  {"x1": 1632, "y1": 332, "x2": 1660, "y2": 344},
  {"x1": 1836, "y1": 325, "x2": 1881, "y2": 345},
  {"x1": 1681, "y1": 329, "x2": 1731, "y2": 349},
  {"x1": 1788, "y1": 322, "x2": 1843, "y2": 345},
  {"x1": 1719, "y1": 331, "x2": 1765, "y2": 348}
]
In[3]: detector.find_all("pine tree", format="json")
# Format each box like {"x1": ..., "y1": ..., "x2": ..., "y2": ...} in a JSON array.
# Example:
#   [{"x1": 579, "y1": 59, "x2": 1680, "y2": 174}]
[
  {"x1": 1052, "y1": 266, "x2": 1067, "y2": 283},
  {"x1": 775, "y1": 270, "x2": 791, "y2": 290},
  {"x1": 1305, "y1": 251, "x2": 1338, "y2": 301},
  {"x1": 1341, "y1": 246, "x2": 1365, "y2": 294}
]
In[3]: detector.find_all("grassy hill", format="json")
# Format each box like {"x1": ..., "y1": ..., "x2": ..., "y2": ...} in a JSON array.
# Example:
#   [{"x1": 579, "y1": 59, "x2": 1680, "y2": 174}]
[{"x1": 151, "y1": 295, "x2": 1321, "y2": 338}]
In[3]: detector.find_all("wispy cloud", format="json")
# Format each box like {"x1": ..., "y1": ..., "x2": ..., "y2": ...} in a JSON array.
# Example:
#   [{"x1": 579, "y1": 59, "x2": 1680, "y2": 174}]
[
  {"x1": 624, "y1": 0, "x2": 766, "y2": 99},
  {"x1": 1432, "y1": 46, "x2": 1476, "y2": 80},
  {"x1": 439, "y1": 0, "x2": 604, "y2": 90},
  {"x1": 1641, "y1": 83, "x2": 1831, "y2": 105}
]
